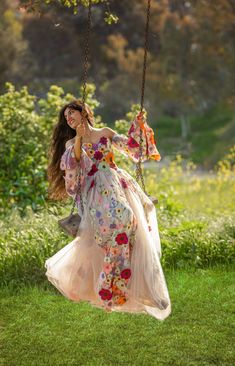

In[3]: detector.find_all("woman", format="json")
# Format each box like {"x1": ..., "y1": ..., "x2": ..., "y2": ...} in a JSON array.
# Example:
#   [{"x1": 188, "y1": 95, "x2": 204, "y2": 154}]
[{"x1": 45, "y1": 99, "x2": 171, "y2": 320}]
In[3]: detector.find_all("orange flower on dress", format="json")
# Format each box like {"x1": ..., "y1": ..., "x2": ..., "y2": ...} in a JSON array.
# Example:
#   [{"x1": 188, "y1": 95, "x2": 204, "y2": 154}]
[
  {"x1": 150, "y1": 151, "x2": 161, "y2": 161},
  {"x1": 112, "y1": 284, "x2": 119, "y2": 292},
  {"x1": 105, "y1": 151, "x2": 114, "y2": 164},
  {"x1": 117, "y1": 295, "x2": 127, "y2": 305}
]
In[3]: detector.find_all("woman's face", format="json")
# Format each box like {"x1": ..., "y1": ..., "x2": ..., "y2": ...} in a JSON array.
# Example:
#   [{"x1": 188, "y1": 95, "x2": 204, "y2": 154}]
[{"x1": 64, "y1": 107, "x2": 83, "y2": 129}]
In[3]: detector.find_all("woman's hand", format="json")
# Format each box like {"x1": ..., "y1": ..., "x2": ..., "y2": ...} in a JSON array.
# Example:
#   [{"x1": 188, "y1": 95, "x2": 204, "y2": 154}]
[
  {"x1": 135, "y1": 111, "x2": 146, "y2": 126},
  {"x1": 75, "y1": 122, "x2": 86, "y2": 137}
]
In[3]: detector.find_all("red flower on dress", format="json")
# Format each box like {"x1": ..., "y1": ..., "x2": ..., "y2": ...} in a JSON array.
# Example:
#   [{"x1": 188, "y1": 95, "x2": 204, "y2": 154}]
[
  {"x1": 120, "y1": 178, "x2": 128, "y2": 189},
  {"x1": 99, "y1": 288, "x2": 113, "y2": 300},
  {"x1": 94, "y1": 151, "x2": 103, "y2": 160},
  {"x1": 127, "y1": 137, "x2": 139, "y2": 148},
  {"x1": 120, "y1": 268, "x2": 131, "y2": 280},
  {"x1": 100, "y1": 136, "x2": 108, "y2": 145},
  {"x1": 88, "y1": 164, "x2": 98, "y2": 176},
  {"x1": 115, "y1": 232, "x2": 129, "y2": 245}
]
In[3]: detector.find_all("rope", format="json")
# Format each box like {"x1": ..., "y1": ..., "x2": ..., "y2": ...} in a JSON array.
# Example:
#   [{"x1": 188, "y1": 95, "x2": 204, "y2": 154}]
[
  {"x1": 71, "y1": 0, "x2": 92, "y2": 216},
  {"x1": 135, "y1": 0, "x2": 151, "y2": 194}
]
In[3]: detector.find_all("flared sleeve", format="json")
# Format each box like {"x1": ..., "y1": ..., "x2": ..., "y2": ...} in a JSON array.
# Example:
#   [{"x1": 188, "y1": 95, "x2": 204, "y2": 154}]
[
  {"x1": 60, "y1": 144, "x2": 93, "y2": 198},
  {"x1": 111, "y1": 116, "x2": 161, "y2": 163}
]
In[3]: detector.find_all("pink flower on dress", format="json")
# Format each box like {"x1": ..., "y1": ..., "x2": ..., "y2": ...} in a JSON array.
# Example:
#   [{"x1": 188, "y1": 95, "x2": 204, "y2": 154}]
[
  {"x1": 99, "y1": 288, "x2": 113, "y2": 300},
  {"x1": 88, "y1": 164, "x2": 98, "y2": 176},
  {"x1": 100, "y1": 136, "x2": 108, "y2": 145},
  {"x1": 94, "y1": 151, "x2": 103, "y2": 160},
  {"x1": 115, "y1": 232, "x2": 129, "y2": 245},
  {"x1": 110, "y1": 247, "x2": 120, "y2": 256},
  {"x1": 103, "y1": 263, "x2": 113, "y2": 273},
  {"x1": 116, "y1": 223, "x2": 124, "y2": 230},
  {"x1": 120, "y1": 268, "x2": 131, "y2": 280},
  {"x1": 101, "y1": 226, "x2": 109, "y2": 234},
  {"x1": 127, "y1": 137, "x2": 139, "y2": 148}
]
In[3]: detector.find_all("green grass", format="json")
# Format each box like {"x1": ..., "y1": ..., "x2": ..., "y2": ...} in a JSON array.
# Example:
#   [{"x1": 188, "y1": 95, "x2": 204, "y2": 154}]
[
  {"x1": 0, "y1": 145, "x2": 234, "y2": 365},
  {"x1": 0, "y1": 266, "x2": 234, "y2": 366},
  {"x1": 1, "y1": 153, "x2": 234, "y2": 285}
]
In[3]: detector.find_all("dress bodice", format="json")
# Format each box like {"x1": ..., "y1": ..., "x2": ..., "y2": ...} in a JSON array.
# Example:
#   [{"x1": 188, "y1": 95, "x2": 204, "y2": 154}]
[
  {"x1": 82, "y1": 136, "x2": 118, "y2": 172},
  {"x1": 60, "y1": 119, "x2": 161, "y2": 197}
]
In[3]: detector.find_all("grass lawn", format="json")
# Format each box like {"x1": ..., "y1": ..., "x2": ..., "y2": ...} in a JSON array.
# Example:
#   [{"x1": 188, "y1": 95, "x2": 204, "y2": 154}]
[{"x1": 0, "y1": 266, "x2": 234, "y2": 366}]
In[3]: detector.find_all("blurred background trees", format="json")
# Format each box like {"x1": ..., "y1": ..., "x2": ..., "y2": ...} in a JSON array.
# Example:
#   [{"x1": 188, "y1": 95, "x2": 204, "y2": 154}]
[
  {"x1": 0, "y1": 1, "x2": 234, "y2": 270},
  {"x1": 1, "y1": 0, "x2": 235, "y2": 167}
]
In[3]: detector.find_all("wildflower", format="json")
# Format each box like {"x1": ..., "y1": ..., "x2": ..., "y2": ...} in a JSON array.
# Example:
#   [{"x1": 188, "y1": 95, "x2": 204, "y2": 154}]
[
  {"x1": 121, "y1": 268, "x2": 131, "y2": 279},
  {"x1": 100, "y1": 136, "x2": 108, "y2": 145},
  {"x1": 115, "y1": 232, "x2": 129, "y2": 245},
  {"x1": 94, "y1": 150, "x2": 103, "y2": 160},
  {"x1": 99, "y1": 288, "x2": 112, "y2": 300}
]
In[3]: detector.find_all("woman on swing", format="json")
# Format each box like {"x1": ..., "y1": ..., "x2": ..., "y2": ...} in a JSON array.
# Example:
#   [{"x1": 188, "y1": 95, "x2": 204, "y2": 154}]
[{"x1": 45, "y1": 99, "x2": 171, "y2": 320}]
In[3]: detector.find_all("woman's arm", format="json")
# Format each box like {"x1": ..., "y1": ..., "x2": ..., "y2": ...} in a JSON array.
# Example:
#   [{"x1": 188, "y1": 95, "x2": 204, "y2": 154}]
[
  {"x1": 60, "y1": 144, "x2": 93, "y2": 198},
  {"x1": 65, "y1": 128, "x2": 84, "y2": 162},
  {"x1": 104, "y1": 113, "x2": 161, "y2": 163},
  {"x1": 74, "y1": 135, "x2": 82, "y2": 161}
]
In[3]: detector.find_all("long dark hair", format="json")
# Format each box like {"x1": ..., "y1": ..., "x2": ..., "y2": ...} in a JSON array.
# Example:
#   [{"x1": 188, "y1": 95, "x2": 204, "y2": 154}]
[{"x1": 47, "y1": 99, "x2": 94, "y2": 201}]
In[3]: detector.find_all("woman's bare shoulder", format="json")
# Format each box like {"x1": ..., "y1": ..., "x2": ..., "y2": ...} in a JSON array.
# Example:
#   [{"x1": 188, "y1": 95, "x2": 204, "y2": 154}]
[
  {"x1": 103, "y1": 126, "x2": 117, "y2": 139},
  {"x1": 64, "y1": 126, "x2": 117, "y2": 147}
]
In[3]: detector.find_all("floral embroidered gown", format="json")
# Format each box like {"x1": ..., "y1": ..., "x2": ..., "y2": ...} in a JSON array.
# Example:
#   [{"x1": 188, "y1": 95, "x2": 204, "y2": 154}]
[{"x1": 45, "y1": 116, "x2": 171, "y2": 320}]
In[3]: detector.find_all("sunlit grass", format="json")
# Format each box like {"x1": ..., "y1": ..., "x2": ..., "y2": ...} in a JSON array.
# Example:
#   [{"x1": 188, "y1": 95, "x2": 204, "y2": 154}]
[
  {"x1": 0, "y1": 267, "x2": 234, "y2": 366},
  {"x1": 147, "y1": 147, "x2": 235, "y2": 219}
]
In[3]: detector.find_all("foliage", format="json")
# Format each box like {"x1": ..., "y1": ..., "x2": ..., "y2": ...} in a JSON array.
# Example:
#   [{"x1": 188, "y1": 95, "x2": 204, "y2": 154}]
[
  {"x1": 0, "y1": 149, "x2": 234, "y2": 284},
  {"x1": 0, "y1": 1, "x2": 28, "y2": 90},
  {"x1": 3, "y1": 0, "x2": 234, "y2": 153},
  {"x1": 1, "y1": 82, "x2": 234, "y2": 216},
  {"x1": 214, "y1": 145, "x2": 235, "y2": 179},
  {"x1": 0, "y1": 82, "x2": 110, "y2": 215},
  {"x1": 0, "y1": 82, "x2": 140, "y2": 215},
  {"x1": 160, "y1": 217, "x2": 235, "y2": 269},
  {"x1": 0, "y1": 83, "x2": 47, "y2": 213},
  {"x1": 18, "y1": 0, "x2": 118, "y2": 23},
  {"x1": 9, "y1": 1, "x2": 234, "y2": 120},
  {"x1": 0, "y1": 81, "x2": 234, "y2": 283},
  {"x1": 0, "y1": 202, "x2": 234, "y2": 286}
]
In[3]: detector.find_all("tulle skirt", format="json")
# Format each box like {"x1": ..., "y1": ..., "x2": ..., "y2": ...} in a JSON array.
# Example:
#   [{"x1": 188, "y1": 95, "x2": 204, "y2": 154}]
[{"x1": 45, "y1": 169, "x2": 171, "y2": 320}]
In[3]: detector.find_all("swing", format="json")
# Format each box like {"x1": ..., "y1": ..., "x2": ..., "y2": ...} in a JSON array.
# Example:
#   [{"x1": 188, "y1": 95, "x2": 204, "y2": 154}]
[
  {"x1": 78, "y1": 0, "x2": 158, "y2": 215},
  {"x1": 59, "y1": 0, "x2": 158, "y2": 237},
  {"x1": 134, "y1": 0, "x2": 159, "y2": 205}
]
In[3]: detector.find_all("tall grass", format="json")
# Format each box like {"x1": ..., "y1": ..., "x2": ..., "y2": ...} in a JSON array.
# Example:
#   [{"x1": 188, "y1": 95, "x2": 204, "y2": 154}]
[{"x1": 0, "y1": 147, "x2": 234, "y2": 285}]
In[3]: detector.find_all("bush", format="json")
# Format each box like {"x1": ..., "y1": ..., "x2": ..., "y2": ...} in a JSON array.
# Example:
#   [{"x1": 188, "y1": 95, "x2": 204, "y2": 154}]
[
  {"x1": 0, "y1": 83, "x2": 106, "y2": 216},
  {"x1": 0, "y1": 83, "x2": 47, "y2": 213},
  {"x1": 160, "y1": 217, "x2": 235, "y2": 269},
  {"x1": 0, "y1": 206, "x2": 234, "y2": 286},
  {"x1": 0, "y1": 83, "x2": 140, "y2": 216}
]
